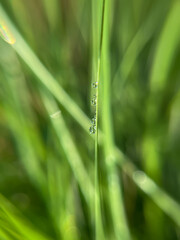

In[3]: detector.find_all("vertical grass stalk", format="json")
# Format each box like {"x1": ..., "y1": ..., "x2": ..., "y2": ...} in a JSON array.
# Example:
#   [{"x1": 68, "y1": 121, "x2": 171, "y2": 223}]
[
  {"x1": 101, "y1": 0, "x2": 131, "y2": 239},
  {"x1": 93, "y1": 0, "x2": 106, "y2": 239}
]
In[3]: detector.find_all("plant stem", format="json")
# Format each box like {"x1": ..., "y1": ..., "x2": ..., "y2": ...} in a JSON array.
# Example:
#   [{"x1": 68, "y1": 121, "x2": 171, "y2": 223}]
[
  {"x1": 101, "y1": 0, "x2": 131, "y2": 238},
  {"x1": 94, "y1": 1, "x2": 106, "y2": 239}
]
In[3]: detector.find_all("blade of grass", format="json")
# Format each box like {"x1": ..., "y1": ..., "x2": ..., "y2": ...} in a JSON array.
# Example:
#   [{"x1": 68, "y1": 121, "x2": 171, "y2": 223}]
[
  {"x1": 150, "y1": 0, "x2": 180, "y2": 93},
  {"x1": 0, "y1": 194, "x2": 52, "y2": 240},
  {"x1": 1, "y1": 4, "x2": 180, "y2": 229},
  {"x1": 101, "y1": 0, "x2": 131, "y2": 239},
  {"x1": 143, "y1": 1, "x2": 180, "y2": 236},
  {"x1": 113, "y1": 0, "x2": 170, "y2": 97},
  {"x1": 0, "y1": 228, "x2": 13, "y2": 240},
  {"x1": 122, "y1": 161, "x2": 180, "y2": 226},
  {"x1": 0, "y1": 42, "x2": 46, "y2": 196},
  {"x1": 41, "y1": 91, "x2": 94, "y2": 203},
  {"x1": 42, "y1": 92, "x2": 94, "y2": 239},
  {"x1": 42, "y1": 0, "x2": 59, "y2": 31},
  {"x1": 92, "y1": 0, "x2": 106, "y2": 239},
  {"x1": 0, "y1": 219, "x2": 25, "y2": 240},
  {"x1": 0, "y1": 4, "x2": 90, "y2": 135}
]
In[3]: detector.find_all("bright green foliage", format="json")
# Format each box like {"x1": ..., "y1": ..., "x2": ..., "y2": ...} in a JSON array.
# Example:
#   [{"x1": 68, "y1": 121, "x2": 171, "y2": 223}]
[{"x1": 0, "y1": 1, "x2": 180, "y2": 240}]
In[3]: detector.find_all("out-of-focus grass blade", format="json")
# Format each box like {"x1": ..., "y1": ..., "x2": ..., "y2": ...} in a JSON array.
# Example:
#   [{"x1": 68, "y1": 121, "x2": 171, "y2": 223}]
[
  {"x1": 141, "y1": 2, "x2": 180, "y2": 233},
  {"x1": 123, "y1": 161, "x2": 180, "y2": 227},
  {"x1": 0, "y1": 194, "x2": 52, "y2": 240},
  {"x1": 150, "y1": 1, "x2": 180, "y2": 92},
  {"x1": 101, "y1": 0, "x2": 131, "y2": 239},
  {"x1": 9, "y1": 0, "x2": 34, "y2": 43},
  {"x1": 0, "y1": 4, "x2": 90, "y2": 135},
  {"x1": 0, "y1": 219, "x2": 25, "y2": 240},
  {"x1": 113, "y1": 0, "x2": 169, "y2": 95},
  {"x1": 1, "y1": 4, "x2": 180, "y2": 228},
  {"x1": 0, "y1": 228, "x2": 13, "y2": 240},
  {"x1": 0, "y1": 41, "x2": 46, "y2": 196},
  {"x1": 0, "y1": 18, "x2": 15, "y2": 44},
  {"x1": 42, "y1": 92, "x2": 94, "y2": 204},
  {"x1": 42, "y1": 0, "x2": 59, "y2": 30},
  {"x1": 42, "y1": 93, "x2": 93, "y2": 239}
]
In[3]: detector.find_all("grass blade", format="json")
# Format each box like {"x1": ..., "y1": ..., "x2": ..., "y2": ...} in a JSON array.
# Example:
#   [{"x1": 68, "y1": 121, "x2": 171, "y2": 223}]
[
  {"x1": 1, "y1": 4, "x2": 180, "y2": 231},
  {"x1": 101, "y1": 0, "x2": 131, "y2": 239},
  {"x1": 0, "y1": 194, "x2": 52, "y2": 240}
]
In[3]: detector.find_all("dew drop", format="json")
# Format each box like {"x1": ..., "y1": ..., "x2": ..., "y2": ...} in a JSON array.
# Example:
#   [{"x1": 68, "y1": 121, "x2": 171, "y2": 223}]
[
  {"x1": 92, "y1": 82, "x2": 98, "y2": 88},
  {"x1": 89, "y1": 125, "x2": 96, "y2": 134},
  {"x1": 91, "y1": 116, "x2": 96, "y2": 125},
  {"x1": 91, "y1": 95, "x2": 97, "y2": 106},
  {"x1": 91, "y1": 99, "x2": 96, "y2": 106}
]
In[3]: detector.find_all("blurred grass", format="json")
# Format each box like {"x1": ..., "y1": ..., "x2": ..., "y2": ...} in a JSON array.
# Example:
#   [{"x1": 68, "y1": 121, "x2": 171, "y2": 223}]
[{"x1": 0, "y1": 1, "x2": 180, "y2": 240}]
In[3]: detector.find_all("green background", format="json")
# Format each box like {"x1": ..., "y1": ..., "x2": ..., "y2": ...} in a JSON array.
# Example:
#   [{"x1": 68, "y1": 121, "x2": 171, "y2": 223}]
[{"x1": 0, "y1": 0, "x2": 180, "y2": 239}]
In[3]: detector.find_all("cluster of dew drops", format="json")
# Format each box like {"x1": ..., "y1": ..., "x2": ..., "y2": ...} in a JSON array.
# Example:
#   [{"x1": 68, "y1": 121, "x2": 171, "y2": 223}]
[{"x1": 89, "y1": 82, "x2": 98, "y2": 134}]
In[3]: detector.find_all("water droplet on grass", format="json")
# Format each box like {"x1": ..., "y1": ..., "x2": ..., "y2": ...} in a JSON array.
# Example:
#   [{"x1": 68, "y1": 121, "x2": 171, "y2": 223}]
[
  {"x1": 91, "y1": 116, "x2": 96, "y2": 124},
  {"x1": 89, "y1": 125, "x2": 96, "y2": 134},
  {"x1": 91, "y1": 95, "x2": 97, "y2": 106},
  {"x1": 92, "y1": 82, "x2": 98, "y2": 88}
]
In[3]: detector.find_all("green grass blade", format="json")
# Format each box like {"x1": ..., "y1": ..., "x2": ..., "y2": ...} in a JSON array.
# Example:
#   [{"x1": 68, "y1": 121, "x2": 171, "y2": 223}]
[
  {"x1": 0, "y1": 194, "x2": 52, "y2": 240},
  {"x1": 150, "y1": 0, "x2": 180, "y2": 93},
  {"x1": 101, "y1": 0, "x2": 131, "y2": 239},
  {"x1": 113, "y1": 0, "x2": 170, "y2": 96},
  {"x1": 42, "y1": 0, "x2": 59, "y2": 30},
  {"x1": 0, "y1": 4, "x2": 90, "y2": 135},
  {"x1": 92, "y1": 0, "x2": 106, "y2": 239},
  {"x1": 41, "y1": 92, "x2": 94, "y2": 203},
  {"x1": 0, "y1": 41, "x2": 46, "y2": 196},
  {"x1": 1, "y1": 4, "x2": 180, "y2": 231},
  {"x1": 123, "y1": 162, "x2": 180, "y2": 227}
]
